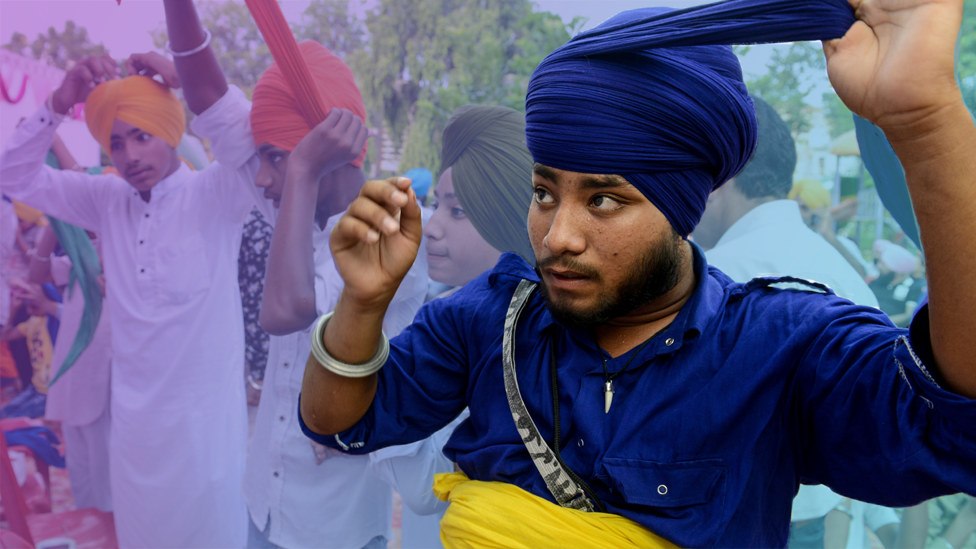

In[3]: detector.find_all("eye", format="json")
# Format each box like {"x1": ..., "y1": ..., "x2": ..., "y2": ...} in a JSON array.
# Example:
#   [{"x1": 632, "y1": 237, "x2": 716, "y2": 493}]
[
  {"x1": 110, "y1": 142, "x2": 121, "y2": 151},
  {"x1": 451, "y1": 206, "x2": 466, "y2": 219},
  {"x1": 270, "y1": 153, "x2": 283, "y2": 164},
  {"x1": 137, "y1": 133, "x2": 151, "y2": 142},
  {"x1": 592, "y1": 195, "x2": 623, "y2": 211},
  {"x1": 533, "y1": 188, "x2": 553, "y2": 204}
]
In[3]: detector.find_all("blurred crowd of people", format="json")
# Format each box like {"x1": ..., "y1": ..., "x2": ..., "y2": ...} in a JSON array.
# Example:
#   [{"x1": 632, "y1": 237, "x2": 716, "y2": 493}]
[{"x1": 0, "y1": 0, "x2": 972, "y2": 547}]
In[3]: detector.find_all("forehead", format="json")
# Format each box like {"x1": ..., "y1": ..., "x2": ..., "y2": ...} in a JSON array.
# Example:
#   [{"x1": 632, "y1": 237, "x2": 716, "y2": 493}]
[
  {"x1": 435, "y1": 167, "x2": 454, "y2": 196},
  {"x1": 110, "y1": 118, "x2": 141, "y2": 137}
]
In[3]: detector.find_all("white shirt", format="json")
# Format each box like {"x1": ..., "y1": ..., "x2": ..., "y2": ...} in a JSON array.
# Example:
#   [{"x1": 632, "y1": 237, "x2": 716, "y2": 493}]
[
  {"x1": 243, "y1": 212, "x2": 429, "y2": 549},
  {"x1": 706, "y1": 200, "x2": 879, "y2": 308},
  {"x1": 44, "y1": 255, "x2": 113, "y2": 426},
  {"x1": 0, "y1": 86, "x2": 267, "y2": 548},
  {"x1": 847, "y1": 501, "x2": 899, "y2": 549},
  {"x1": 369, "y1": 410, "x2": 469, "y2": 549},
  {"x1": 209, "y1": 87, "x2": 431, "y2": 545}
]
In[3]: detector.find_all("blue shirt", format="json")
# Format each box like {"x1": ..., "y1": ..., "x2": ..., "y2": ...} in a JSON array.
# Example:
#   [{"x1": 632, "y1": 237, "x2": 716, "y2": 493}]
[{"x1": 301, "y1": 245, "x2": 976, "y2": 548}]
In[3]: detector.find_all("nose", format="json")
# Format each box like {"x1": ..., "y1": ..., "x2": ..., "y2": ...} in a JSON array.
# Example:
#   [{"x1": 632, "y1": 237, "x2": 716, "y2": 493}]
[
  {"x1": 423, "y1": 209, "x2": 446, "y2": 241},
  {"x1": 255, "y1": 163, "x2": 275, "y2": 189},
  {"x1": 543, "y1": 204, "x2": 586, "y2": 257}
]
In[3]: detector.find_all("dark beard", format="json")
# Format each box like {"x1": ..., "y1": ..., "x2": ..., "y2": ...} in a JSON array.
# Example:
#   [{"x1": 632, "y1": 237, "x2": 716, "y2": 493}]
[{"x1": 536, "y1": 229, "x2": 684, "y2": 331}]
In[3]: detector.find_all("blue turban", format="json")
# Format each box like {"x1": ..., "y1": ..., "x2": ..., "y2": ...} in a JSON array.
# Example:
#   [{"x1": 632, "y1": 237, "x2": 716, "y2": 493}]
[
  {"x1": 525, "y1": 0, "x2": 856, "y2": 236},
  {"x1": 404, "y1": 168, "x2": 433, "y2": 199}
]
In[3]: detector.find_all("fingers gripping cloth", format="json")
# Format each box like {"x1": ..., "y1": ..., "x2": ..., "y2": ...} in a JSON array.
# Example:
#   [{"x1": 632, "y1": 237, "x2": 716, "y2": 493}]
[
  {"x1": 246, "y1": 0, "x2": 368, "y2": 167},
  {"x1": 84, "y1": 75, "x2": 185, "y2": 154},
  {"x1": 524, "y1": 0, "x2": 857, "y2": 237}
]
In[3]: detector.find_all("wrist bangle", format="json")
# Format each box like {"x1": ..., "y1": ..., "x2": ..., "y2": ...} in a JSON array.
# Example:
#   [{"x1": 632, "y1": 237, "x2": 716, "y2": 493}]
[
  {"x1": 55, "y1": 303, "x2": 63, "y2": 320},
  {"x1": 247, "y1": 373, "x2": 263, "y2": 391},
  {"x1": 166, "y1": 29, "x2": 212, "y2": 58},
  {"x1": 310, "y1": 312, "x2": 389, "y2": 378}
]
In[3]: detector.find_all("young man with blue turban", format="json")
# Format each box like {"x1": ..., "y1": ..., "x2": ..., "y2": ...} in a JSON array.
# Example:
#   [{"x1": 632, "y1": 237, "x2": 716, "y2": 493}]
[{"x1": 297, "y1": 0, "x2": 976, "y2": 547}]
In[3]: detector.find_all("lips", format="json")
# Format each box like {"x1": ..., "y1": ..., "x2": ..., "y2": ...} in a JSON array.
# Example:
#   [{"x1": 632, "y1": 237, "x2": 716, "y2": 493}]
[
  {"x1": 127, "y1": 167, "x2": 151, "y2": 179},
  {"x1": 426, "y1": 249, "x2": 449, "y2": 260},
  {"x1": 544, "y1": 267, "x2": 593, "y2": 291}
]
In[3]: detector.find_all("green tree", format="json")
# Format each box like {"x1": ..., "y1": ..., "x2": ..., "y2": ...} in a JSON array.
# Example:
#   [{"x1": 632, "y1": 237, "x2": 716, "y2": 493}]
[
  {"x1": 743, "y1": 41, "x2": 825, "y2": 137},
  {"x1": 2, "y1": 21, "x2": 108, "y2": 70},
  {"x1": 296, "y1": 0, "x2": 367, "y2": 59},
  {"x1": 822, "y1": 91, "x2": 854, "y2": 140},
  {"x1": 350, "y1": 0, "x2": 578, "y2": 176}
]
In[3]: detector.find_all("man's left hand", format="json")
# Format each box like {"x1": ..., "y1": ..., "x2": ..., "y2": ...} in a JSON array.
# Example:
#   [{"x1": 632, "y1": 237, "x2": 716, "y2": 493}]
[{"x1": 824, "y1": 0, "x2": 964, "y2": 138}]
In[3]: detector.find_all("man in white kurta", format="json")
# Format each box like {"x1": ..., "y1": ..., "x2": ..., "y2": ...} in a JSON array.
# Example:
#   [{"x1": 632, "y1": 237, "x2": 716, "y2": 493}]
[{"x1": 0, "y1": 80, "x2": 270, "y2": 547}]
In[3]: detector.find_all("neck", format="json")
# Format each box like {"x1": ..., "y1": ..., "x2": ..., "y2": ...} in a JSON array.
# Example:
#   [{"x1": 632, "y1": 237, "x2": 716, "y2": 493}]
[{"x1": 593, "y1": 241, "x2": 697, "y2": 357}]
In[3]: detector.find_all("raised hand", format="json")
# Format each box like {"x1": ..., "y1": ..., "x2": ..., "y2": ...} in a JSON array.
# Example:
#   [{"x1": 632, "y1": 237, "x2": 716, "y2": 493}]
[
  {"x1": 289, "y1": 108, "x2": 369, "y2": 184},
  {"x1": 824, "y1": 0, "x2": 964, "y2": 134},
  {"x1": 51, "y1": 55, "x2": 120, "y2": 114},
  {"x1": 126, "y1": 52, "x2": 182, "y2": 89},
  {"x1": 330, "y1": 176, "x2": 423, "y2": 309}
]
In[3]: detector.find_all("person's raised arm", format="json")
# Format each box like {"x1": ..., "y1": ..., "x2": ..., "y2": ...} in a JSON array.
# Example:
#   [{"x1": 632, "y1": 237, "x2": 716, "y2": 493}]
[
  {"x1": 825, "y1": 0, "x2": 976, "y2": 397},
  {"x1": 161, "y1": 0, "x2": 227, "y2": 115},
  {"x1": 27, "y1": 226, "x2": 58, "y2": 286},
  {"x1": 259, "y1": 108, "x2": 368, "y2": 336},
  {"x1": 300, "y1": 176, "x2": 422, "y2": 435}
]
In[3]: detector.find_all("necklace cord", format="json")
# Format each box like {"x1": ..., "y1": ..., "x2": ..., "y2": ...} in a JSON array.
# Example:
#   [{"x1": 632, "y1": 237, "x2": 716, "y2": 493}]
[{"x1": 549, "y1": 328, "x2": 607, "y2": 513}]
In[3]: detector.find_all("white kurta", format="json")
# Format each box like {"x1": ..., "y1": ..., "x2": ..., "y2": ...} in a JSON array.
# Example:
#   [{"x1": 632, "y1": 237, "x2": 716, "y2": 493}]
[{"x1": 0, "y1": 87, "x2": 269, "y2": 548}]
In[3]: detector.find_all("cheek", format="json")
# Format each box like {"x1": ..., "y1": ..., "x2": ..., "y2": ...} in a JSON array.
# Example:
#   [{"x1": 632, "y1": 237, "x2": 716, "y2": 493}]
[{"x1": 526, "y1": 205, "x2": 550, "y2": 248}]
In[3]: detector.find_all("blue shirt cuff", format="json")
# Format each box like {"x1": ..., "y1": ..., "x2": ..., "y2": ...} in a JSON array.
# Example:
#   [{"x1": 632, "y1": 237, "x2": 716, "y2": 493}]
[
  {"x1": 899, "y1": 303, "x2": 976, "y2": 438},
  {"x1": 296, "y1": 394, "x2": 371, "y2": 453}
]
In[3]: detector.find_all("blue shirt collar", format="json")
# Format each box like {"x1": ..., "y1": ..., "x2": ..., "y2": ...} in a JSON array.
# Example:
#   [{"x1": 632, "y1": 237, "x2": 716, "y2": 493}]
[{"x1": 487, "y1": 242, "x2": 728, "y2": 355}]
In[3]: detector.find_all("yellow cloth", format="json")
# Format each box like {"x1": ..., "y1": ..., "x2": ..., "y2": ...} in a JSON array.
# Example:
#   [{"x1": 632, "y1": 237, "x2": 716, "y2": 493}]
[
  {"x1": 788, "y1": 179, "x2": 831, "y2": 210},
  {"x1": 84, "y1": 75, "x2": 185, "y2": 154},
  {"x1": 433, "y1": 472, "x2": 678, "y2": 549},
  {"x1": 12, "y1": 201, "x2": 48, "y2": 227},
  {"x1": 16, "y1": 316, "x2": 53, "y2": 394}
]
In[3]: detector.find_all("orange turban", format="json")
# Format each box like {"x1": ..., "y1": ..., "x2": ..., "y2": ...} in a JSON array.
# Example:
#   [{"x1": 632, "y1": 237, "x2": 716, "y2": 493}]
[
  {"x1": 84, "y1": 75, "x2": 185, "y2": 154},
  {"x1": 250, "y1": 41, "x2": 367, "y2": 167}
]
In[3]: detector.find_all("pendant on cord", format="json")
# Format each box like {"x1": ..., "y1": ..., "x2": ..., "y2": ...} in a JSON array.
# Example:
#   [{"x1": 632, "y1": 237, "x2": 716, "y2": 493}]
[{"x1": 604, "y1": 380, "x2": 615, "y2": 413}]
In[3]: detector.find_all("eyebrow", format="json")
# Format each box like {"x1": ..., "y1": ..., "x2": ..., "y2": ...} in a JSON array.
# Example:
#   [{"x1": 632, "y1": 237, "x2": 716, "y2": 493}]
[
  {"x1": 257, "y1": 144, "x2": 274, "y2": 154},
  {"x1": 533, "y1": 163, "x2": 629, "y2": 189},
  {"x1": 110, "y1": 128, "x2": 143, "y2": 141}
]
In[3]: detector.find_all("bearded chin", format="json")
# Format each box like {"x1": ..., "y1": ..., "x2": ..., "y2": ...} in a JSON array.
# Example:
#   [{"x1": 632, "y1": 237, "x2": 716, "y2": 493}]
[{"x1": 538, "y1": 229, "x2": 684, "y2": 331}]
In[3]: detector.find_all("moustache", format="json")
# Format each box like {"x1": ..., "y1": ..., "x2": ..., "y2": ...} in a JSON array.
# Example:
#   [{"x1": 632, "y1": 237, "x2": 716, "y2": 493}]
[{"x1": 536, "y1": 254, "x2": 602, "y2": 280}]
